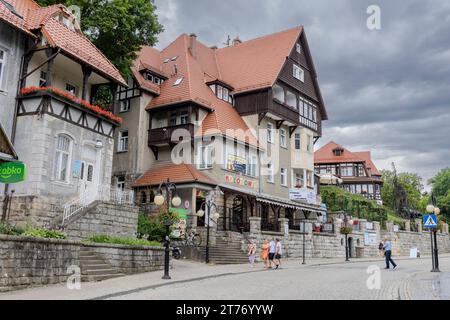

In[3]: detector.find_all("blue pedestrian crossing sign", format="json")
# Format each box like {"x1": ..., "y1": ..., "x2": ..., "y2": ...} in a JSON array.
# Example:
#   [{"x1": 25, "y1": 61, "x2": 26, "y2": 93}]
[{"x1": 423, "y1": 214, "x2": 438, "y2": 228}]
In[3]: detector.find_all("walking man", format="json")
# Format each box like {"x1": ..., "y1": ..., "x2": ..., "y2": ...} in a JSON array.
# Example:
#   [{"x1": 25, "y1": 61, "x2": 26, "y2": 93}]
[
  {"x1": 383, "y1": 237, "x2": 397, "y2": 269},
  {"x1": 268, "y1": 237, "x2": 276, "y2": 269},
  {"x1": 274, "y1": 238, "x2": 282, "y2": 269}
]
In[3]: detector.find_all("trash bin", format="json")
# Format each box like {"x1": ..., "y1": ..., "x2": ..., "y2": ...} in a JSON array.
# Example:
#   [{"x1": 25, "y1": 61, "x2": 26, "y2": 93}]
[{"x1": 356, "y1": 246, "x2": 364, "y2": 258}]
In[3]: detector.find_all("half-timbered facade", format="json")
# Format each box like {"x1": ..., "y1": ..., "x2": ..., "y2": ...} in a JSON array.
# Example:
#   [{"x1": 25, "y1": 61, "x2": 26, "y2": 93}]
[
  {"x1": 314, "y1": 141, "x2": 383, "y2": 204},
  {"x1": 120, "y1": 27, "x2": 328, "y2": 238},
  {"x1": 0, "y1": 0, "x2": 126, "y2": 226}
]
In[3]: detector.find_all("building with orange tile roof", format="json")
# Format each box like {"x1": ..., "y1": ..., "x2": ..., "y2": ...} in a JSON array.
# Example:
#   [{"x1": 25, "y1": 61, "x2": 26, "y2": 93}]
[
  {"x1": 114, "y1": 25, "x2": 329, "y2": 234},
  {"x1": 0, "y1": 0, "x2": 131, "y2": 229},
  {"x1": 314, "y1": 141, "x2": 383, "y2": 203}
]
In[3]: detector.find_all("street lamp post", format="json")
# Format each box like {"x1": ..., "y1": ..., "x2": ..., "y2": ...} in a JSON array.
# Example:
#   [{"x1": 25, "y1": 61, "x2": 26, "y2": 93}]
[
  {"x1": 426, "y1": 201, "x2": 440, "y2": 273},
  {"x1": 340, "y1": 213, "x2": 353, "y2": 262},
  {"x1": 197, "y1": 198, "x2": 220, "y2": 264},
  {"x1": 302, "y1": 220, "x2": 306, "y2": 265},
  {"x1": 154, "y1": 179, "x2": 182, "y2": 280}
]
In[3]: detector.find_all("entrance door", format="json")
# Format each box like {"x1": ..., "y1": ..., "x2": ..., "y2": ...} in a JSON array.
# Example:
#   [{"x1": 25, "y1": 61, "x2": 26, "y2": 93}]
[
  {"x1": 231, "y1": 196, "x2": 247, "y2": 233},
  {"x1": 79, "y1": 145, "x2": 99, "y2": 203}
]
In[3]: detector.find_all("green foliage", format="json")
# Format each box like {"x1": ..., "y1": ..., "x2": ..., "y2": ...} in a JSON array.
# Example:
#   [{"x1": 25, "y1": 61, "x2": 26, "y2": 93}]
[
  {"x1": 0, "y1": 222, "x2": 23, "y2": 236},
  {"x1": 91, "y1": 85, "x2": 113, "y2": 111},
  {"x1": 22, "y1": 227, "x2": 67, "y2": 239},
  {"x1": 320, "y1": 186, "x2": 388, "y2": 222},
  {"x1": 35, "y1": 0, "x2": 164, "y2": 77},
  {"x1": 85, "y1": 235, "x2": 161, "y2": 247},
  {"x1": 340, "y1": 226, "x2": 352, "y2": 235},
  {"x1": 380, "y1": 169, "x2": 423, "y2": 211},
  {"x1": 428, "y1": 168, "x2": 450, "y2": 219},
  {"x1": 137, "y1": 208, "x2": 180, "y2": 242}
]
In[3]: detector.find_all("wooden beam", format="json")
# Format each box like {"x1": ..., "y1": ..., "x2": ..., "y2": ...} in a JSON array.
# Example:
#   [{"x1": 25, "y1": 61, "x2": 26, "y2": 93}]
[
  {"x1": 276, "y1": 120, "x2": 284, "y2": 129},
  {"x1": 289, "y1": 126, "x2": 297, "y2": 137},
  {"x1": 258, "y1": 112, "x2": 267, "y2": 125},
  {"x1": 81, "y1": 65, "x2": 92, "y2": 101}
]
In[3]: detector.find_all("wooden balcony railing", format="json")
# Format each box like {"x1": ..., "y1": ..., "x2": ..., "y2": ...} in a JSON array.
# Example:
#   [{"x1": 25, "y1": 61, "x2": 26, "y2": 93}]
[{"x1": 148, "y1": 123, "x2": 194, "y2": 146}]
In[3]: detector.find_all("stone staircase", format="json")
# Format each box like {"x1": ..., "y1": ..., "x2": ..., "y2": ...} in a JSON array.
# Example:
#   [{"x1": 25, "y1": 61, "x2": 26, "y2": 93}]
[
  {"x1": 199, "y1": 237, "x2": 249, "y2": 265},
  {"x1": 79, "y1": 246, "x2": 125, "y2": 282}
]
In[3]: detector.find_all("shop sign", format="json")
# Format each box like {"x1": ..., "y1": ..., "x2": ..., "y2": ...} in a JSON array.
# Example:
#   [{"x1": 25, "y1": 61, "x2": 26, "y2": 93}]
[
  {"x1": 289, "y1": 188, "x2": 316, "y2": 204},
  {"x1": 225, "y1": 174, "x2": 255, "y2": 188},
  {"x1": 226, "y1": 155, "x2": 246, "y2": 174},
  {"x1": 169, "y1": 207, "x2": 187, "y2": 238},
  {"x1": 0, "y1": 162, "x2": 26, "y2": 183}
]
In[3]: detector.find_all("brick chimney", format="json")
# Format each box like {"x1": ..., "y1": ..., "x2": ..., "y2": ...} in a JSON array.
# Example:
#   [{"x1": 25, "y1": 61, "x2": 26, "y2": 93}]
[{"x1": 189, "y1": 33, "x2": 197, "y2": 58}]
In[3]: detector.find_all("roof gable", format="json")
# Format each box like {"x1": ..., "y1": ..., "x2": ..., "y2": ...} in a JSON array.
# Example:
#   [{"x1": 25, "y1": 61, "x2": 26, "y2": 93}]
[{"x1": 314, "y1": 141, "x2": 365, "y2": 164}]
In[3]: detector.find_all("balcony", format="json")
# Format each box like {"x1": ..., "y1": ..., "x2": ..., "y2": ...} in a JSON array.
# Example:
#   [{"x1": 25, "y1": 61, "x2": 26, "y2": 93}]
[{"x1": 148, "y1": 123, "x2": 195, "y2": 146}]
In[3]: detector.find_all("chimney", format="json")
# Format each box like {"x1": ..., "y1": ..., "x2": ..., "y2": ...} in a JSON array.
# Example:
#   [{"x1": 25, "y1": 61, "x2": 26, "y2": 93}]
[
  {"x1": 210, "y1": 45, "x2": 218, "y2": 50},
  {"x1": 232, "y1": 36, "x2": 242, "y2": 46},
  {"x1": 189, "y1": 33, "x2": 197, "y2": 58}
]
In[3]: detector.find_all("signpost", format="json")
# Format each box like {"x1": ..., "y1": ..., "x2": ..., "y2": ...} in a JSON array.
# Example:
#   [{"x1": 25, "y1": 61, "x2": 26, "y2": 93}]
[
  {"x1": 423, "y1": 214, "x2": 438, "y2": 229},
  {"x1": 423, "y1": 213, "x2": 439, "y2": 272},
  {"x1": 0, "y1": 162, "x2": 26, "y2": 183}
]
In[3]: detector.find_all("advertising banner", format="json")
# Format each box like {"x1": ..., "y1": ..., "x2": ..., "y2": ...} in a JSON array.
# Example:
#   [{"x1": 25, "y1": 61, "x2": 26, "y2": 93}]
[
  {"x1": 226, "y1": 155, "x2": 246, "y2": 174},
  {"x1": 169, "y1": 207, "x2": 187, "y2": 238},
  {"x1": 0, "y1": 162, "x2": 26, "y2": 183},
  {"x1": 289, "y1": 188, "x2": 316, "y2": 204}
]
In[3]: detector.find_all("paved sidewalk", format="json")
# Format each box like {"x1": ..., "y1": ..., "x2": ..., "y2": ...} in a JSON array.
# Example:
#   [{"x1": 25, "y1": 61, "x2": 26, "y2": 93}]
[{"x1": 1, "y1": 254, "x2": 448, "y2": 300}]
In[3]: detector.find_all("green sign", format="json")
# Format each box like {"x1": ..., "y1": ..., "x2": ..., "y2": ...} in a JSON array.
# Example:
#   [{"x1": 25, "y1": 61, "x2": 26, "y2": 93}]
[{"x1": 0, "y1": 162, "x2": 26, "y2": 183}]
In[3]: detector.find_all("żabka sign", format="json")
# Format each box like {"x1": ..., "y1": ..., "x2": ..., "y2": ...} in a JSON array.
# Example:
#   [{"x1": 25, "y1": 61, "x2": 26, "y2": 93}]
[{"x1": 0, "y1": 162, "x2": 26, "y2": 183}]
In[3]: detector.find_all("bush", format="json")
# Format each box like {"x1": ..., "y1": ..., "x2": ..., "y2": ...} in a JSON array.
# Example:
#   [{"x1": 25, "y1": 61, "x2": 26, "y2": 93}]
[
  {"x1": 85, "y1": 235, "x2": 161, "y2": 247},
  {"x1": 0, "y1": 222, "x2": 23, "y2": 236},
  {"x1": 137, "y1": 208, "x2": 180, "y2": 242},
  {"x1": 22, "y1": 227, "x2": 67, "y2": 239}
]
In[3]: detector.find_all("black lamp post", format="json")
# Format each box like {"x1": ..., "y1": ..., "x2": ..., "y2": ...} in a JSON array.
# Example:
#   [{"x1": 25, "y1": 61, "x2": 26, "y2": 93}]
[
  {"x1": 197, "y1": 198, "x2": 219, "y2": 264},
  {"x1": 426, "y1": 194, "x2": 440, "y2": 273},
  {"x1": 342, "y1": 213, "x2": 353, "y2": 262},
  {"x1": 154, "y1": 179, "x2": 182, "y2": 280},
  {"x1": 302, "y1": 220, "x2": 306, "y2": 265}
]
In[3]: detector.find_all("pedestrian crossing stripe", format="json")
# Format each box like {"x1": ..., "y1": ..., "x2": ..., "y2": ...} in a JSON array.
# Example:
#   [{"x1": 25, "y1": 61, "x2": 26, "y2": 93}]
[{"x1": 423, "y1": 214, "x2": 438, "y2": 228}]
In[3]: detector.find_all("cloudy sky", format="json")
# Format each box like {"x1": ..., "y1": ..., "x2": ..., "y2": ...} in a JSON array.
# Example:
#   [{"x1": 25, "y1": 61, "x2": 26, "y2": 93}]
[{"x1": 154, "y1": 0, "x2": 450, "y2": 189}]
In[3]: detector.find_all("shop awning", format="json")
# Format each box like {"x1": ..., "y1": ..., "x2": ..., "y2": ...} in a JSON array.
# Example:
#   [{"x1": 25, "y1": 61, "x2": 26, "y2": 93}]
[{"x1": 219, "y1": 184, "x2": 326, "y2": 215}]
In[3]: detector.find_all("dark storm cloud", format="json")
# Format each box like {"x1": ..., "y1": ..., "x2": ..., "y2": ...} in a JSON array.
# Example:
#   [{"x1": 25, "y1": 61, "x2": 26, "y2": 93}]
[{"x1": 154, "y1": 0, "x2": 450, "y2": 187}]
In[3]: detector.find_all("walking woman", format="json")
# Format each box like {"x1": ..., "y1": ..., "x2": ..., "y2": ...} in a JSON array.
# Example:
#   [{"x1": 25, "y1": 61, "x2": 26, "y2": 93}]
[
  {"x1": 261, "y1": 239, "x2": 270, "y2": 268},
  {"x1": 248, "y1": 241, "x2": 257, "y2": 268}
]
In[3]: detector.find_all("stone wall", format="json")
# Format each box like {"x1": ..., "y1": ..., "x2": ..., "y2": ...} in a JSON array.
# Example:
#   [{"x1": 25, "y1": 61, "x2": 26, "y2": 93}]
[
  {"x1": 0, "y1": 235, "x2": 80, "y2": 292},
  {"x1": 84, "y1": 243, "x2": 165, "y2": 274},
  {"x1": 65, "y1": 202, "x2": 139, "y2": 241},
  {"x1": 242, "y1": 217, "x2": 450, "y2": 260}
]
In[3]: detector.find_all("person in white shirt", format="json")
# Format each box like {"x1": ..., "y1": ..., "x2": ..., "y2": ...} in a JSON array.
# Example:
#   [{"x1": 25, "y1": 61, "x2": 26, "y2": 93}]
[
  {"x1": 274, "y1": 238, "x2": 282, "y2": 269},
  {"x1": 268, "y1": 238, "x2": 276, "y2": 268}
]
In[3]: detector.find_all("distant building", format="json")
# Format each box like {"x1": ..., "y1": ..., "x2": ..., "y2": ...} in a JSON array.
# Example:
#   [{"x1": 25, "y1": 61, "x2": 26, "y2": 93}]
[{"x1": 314, "y1": 141, "x2": 383, "y2": 204}]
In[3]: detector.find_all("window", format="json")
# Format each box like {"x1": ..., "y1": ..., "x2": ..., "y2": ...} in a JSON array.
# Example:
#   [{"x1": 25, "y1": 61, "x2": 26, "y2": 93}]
[
  {"x1": 272, "y1": 84, "x2": 285, "y2": 102},
  {"x1": 286, "y1": 91, "x2": 297, "y2": 109},
  {"x1": 120, "y1": 99, "x2": 130, "y2": 112},
  {"x1": 295, "y1": 133, "x2": 301, "y2": 150},
  {"x1": 0, "y1": 50, "x2": 5, "y2": 87},
  {"x1": 306, "y1": 171, "x2": 313, "y2": 187},
  {"x1": 87, "y1": 164, "x2": 94, "y2": 182},
  {"x1": 118, "y1": 130, "x2": 129, "y2": 152},
  {"x1": 169, "y1": 112, "x2": 177, "y2": 126},
  {"x1": 280, "y1": 129, "x2": 287, "y2": 148},
  {"x1": 173, "y1": 77, "x2": 183, "y2": 86},
  {"x1": 39, "y1": 71, "x2": 47, "y2": 87},
  {"x1": 117, "y1": 176, "x2": 125, "y2": 190},
  {"x1": 296, "y1": 43, "x2": 302, "y2": 54},
  {"x1": 280, "y1": 168, "x2": 287, "y2": 186},
  {"x1": 295, "y1": 173, "x2": 304, "y2": 187},
  {"x1": 180, "y1": 111, "x2": 189, "y2": 124},
  {"x1": 209, "y1": 84, "x2": 216, "y2": 94},
  {"x1": 199, "y1": 145, "x2": 213, "y2": 169},
  {"x1": 217, "y1": 85, "x2": 223, "y2": 100},
  {"x1": 267, "y1": 123, "x2": 274, "y2": 143},
  {"x1": 223, "y1": 88, "x2": 229, "y2": 101},
  {"x1": 293, "y1": 64, "x2": 304, "y2": 82},
  {"x1": 267, "y1": 163, "x2": 274, "y2": 183},
  {"x1": 306, "y1": 135, "x2": 312, "y2": 152},
  {"x1": 154, "y1": 77, "x2": 161, "y2": 85},
  {"x1": 246, "y1": 154, "x2": 257, "y2": 177},
  {"x1": 65, "y1": 83, "x2": 77, "y2": 96},
  {"x1": 54, "y1": 135, "x2": 71, "y2": 182}
]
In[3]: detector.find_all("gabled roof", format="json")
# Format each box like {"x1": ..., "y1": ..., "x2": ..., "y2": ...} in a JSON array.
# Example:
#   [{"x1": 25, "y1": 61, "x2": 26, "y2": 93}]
[
  {"x1": 0, "y1": 0, "x2": 126, "y2": 86},
  {"x1": 314, "y1": 141, "x2": 382, "y2": 177},
  {"x1": 133, "y1": 163, "x2": 217, "y2": 187}
]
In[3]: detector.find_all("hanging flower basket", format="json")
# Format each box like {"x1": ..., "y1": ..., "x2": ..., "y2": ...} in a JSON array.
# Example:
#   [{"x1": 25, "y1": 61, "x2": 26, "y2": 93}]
[
  {"x1": 20, "y1": 86, "x2": 122, "y2": 124},
  {"x1": 340, "y1": 226, "x2": 352, "y2": 235}
]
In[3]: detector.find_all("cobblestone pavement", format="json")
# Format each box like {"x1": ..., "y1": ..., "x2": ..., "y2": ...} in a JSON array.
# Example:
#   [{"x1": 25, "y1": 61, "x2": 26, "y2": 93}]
[{"x1": 1, "y1": 255, "x2": 449, "y2": 300}]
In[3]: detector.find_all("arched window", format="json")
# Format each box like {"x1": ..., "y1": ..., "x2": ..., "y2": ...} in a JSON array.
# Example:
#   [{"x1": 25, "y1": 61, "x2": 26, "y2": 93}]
[
  {"x1": 272, "y1": 84, "x2": 285, "y2": 102},
  {"x1": 54, "y1": 134, "x2": 72, "y2": 182}
]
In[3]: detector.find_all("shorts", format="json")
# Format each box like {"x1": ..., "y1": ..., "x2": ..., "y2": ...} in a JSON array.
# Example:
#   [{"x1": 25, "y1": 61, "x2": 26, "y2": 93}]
[
  {"x1": 269, "y1": 253, "x2": 275, "y2": 260},
  {"x1": 275, "y1": 254, "x2": 281, "y2": 260},
  {"x1": 249, "y1": 255, "x2": 256, "y2": 264}
]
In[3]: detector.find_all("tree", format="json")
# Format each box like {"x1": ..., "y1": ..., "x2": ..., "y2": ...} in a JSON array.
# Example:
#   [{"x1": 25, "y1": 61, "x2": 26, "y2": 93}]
[
  {"x1": 35, "y1": 0, "x2": 164, "y2": 78},
  {"x1": 429, "y1": 168, "x2": 450, "y2": 219},
  {"x1": 380, "y1": 169, "x2": 423, "y2": 211}
]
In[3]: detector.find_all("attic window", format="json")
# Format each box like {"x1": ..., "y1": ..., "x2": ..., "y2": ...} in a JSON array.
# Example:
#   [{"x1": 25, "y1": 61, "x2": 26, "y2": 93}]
[
  {"x1": 333, "y1": 148, "x2": 344, "y2": 156},
  {"x1": 173, "y1": 77, "x2": 184, "y2": 86},
  {"x1": 171, "y1": 56, "x2": 178, "y2": 61},
  {"x1": 296, "y1": 43, "x2": 301, "y2": 54},
  {"x1": 163, "y1": 58, "x2": 170, "y2": 63}
]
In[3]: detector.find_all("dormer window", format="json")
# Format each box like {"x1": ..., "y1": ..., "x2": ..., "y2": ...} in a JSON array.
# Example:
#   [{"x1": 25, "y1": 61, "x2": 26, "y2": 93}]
[
  {"x1": 333, "y1": 148, "x2": 344, "y2": 156},
  {"x1": 143, "y1": 72, "x2": 164, "y2": 85},
  {"x1": 53, "y1": 13, "x2": 75, "y2": 31},
  {"x1": 209, "y1": 83, "x2": 233, "y2": 104}
]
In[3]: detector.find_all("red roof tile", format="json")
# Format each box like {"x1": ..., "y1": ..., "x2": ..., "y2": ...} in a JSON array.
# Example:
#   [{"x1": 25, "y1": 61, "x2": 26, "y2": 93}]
[
  {"x1": 0, "y1": 0, "x2": 126, "y2": 86},
  {"x1": 133, "y1": 163, "x2": 217, "y2": 187}
]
